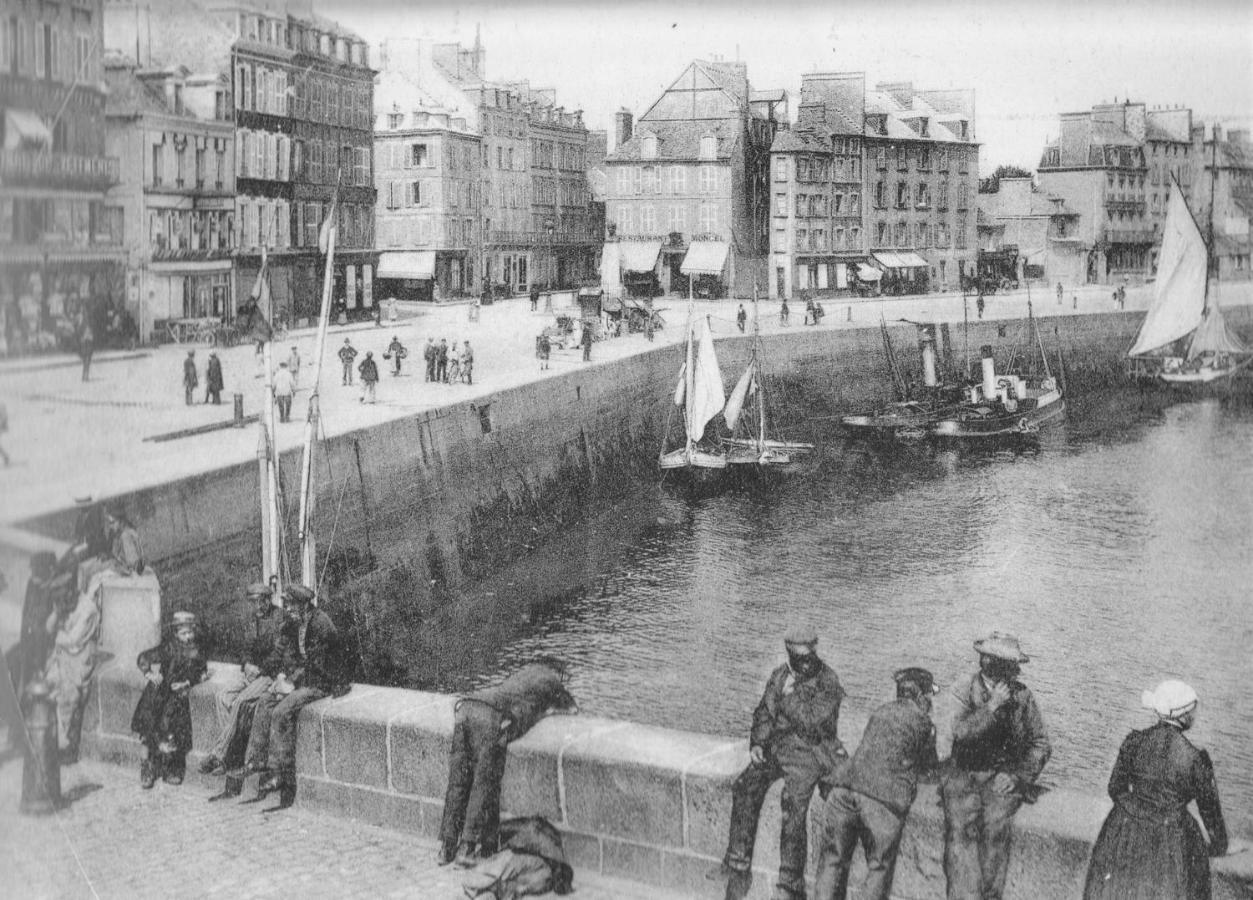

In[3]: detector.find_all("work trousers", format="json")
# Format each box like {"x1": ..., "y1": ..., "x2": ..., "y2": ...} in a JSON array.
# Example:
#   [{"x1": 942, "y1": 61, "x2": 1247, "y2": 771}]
[
  {"x1": 940, "y1": 769, "x2": 1023, "y2": 900},
  {"x1": 209, "y1": 670, "x2": 272, "y2": 761},
  {"x1": 361, "y1": 381, "x2": 376, "y2": 403},
  {"x1": 724, "y1": 741, "x2": 832, "y2": 897},
  {"x1": 439, "y1": 700, "x2": 508, "y2": 853},
  {"x1": 184, "y1": 385, "x2": 195, "y2": 405},
  {"x1": 276, "y1": 394, "x2": 292, "y2": 422},
  {"x1": 342, "y1": 362, "x2": 353, "y2": 385},
  {"x1": 246, "y1": 685, "x2": 326, "y2": 774},
  {"x1": 814, "y1": 787, "x2": 906, "y2": 900}
]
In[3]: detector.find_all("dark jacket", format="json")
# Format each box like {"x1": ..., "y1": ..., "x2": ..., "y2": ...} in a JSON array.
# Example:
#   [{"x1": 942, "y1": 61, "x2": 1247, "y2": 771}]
[
  {"x1": 750, "y1": 661, "x2": 845, "y2": 759},
  {"x1": 338, "y1": 344, "x2": 358, "y2": 364},
  {"x1": 246, "y1": 606, "x2": 287, "y2": 677},
  {"x1": 131, "y1": 637, "x2": 208, "y2": 752},
  {"x1": 830, "y1": 698, "x2": 937, "y2": 817},
  {"x1": 207, "y1": 356, "x2": 224, "y2": 391},
  {"x1": 358, "y1": 357, "x2": 379, "y2": 383},
  {"x1": 183, "y1": 357, "x2": 198, "y2": 388},
  {"x1": 466, "y1": 664, "x2": 576, "y2": 742},
  {"x1": 266, "y1": 609, "x2": 348, "y2": 694},
  {"x1": 948, "y1": 672, "x2": 1051, "y2": 787}
]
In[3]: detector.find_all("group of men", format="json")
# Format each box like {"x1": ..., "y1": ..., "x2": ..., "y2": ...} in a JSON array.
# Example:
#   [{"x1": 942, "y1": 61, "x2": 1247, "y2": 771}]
[
  {"x1": 181, "y1": 350, "x2": 226, "y2": 406},
  {"x1": 711, "y1": 626, "x2": 1050, "y2": 900},
  {"x1": 198, "y1": 580, "x2": 349, "y2": 809},
  {"x1": 421, "y1": 337, "x2": 474, "y2": 385}
]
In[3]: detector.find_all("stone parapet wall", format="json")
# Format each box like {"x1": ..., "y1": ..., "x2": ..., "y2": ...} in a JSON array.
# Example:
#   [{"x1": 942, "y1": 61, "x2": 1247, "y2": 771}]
[{"x1": 80, "y1": 661, "x2": 1253, "y2": 900}]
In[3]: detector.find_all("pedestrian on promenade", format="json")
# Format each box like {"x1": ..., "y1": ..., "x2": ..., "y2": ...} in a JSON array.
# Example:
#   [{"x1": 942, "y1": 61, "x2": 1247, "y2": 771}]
[
  {"x1": 338, "y1": 338, "x2": 358, "y2": 385},
  {"x1": 737, "y1": 304, "x2": 747, "y2": 332},
  {"x1": 646, "y1": 303, "x2": 655, "y2": 342},
  {"x1": 388, "y1": 297, "x2": 398, "y2": 324},
  {"x1": 1083, "y1": 680, "x2": 1229, "y2": 900},
  {"x1": 131, "y1": 611, "x2": 208, "y2": 788},
  {"x1": 1118, "y1": 284, "x2": 1126, "y2": 310},
  {"x1": 205, "y1": 352, "x2": 224, "y2": 405},
  {"x1": 814, "y1": 667, "x2": 939, "y2": 900},
  {"x1": 710, "y1": 626, "x2": 846, "y2": 900},
  {"x1": 286, "y1": 344, "x2": 301, "y2": 389},
  {"x1": 530, "y1": 283, "x2": 540, "y2": 312},
  {"x1": 358, "y1": 351, "x2": 379, "y2": 403},
  {"x1": 581, "y1": 323, "x2": 593, "y2": 362},
  {"x1": 780, "y1": 298, "x2": 790, "y2": 326},
  {"x1": 461, "y1": 340, "x2": 474, "y2": 384},
  {"x1": 247, "y1": 584, "x2": 349, "y2": 808},
  {"x1": 273, "y1": 361, "x2": 294, "y2": 423},
  {"x1": 976, "y1": 294, "x2": 985, "y2": 320},
  {"x1": 537, "y1": 333, "x2": 551, "y2": 371},
  {"x1": 198, "y1": 583, "x2": 284, "y2": 782},
  {"x1": 438, "y1": 658, "x2": 578, "y2": 867},
  {"x1": 0, "y1": 402, "x2": 9, "y2": 467},
  {"x1": 183, "y1": 350, "x2": 198, "y2": 405},
  {"x1": 940, "y1": 631, "x2": 1051, "y2": 900},
  {"x1": 78, "y1": 321, "x2": 94, "y2": 382},
  {"x1": 385, "y1": 335, "x2": 408, "y2": 376},
  {"x1": 1073, "y1": 293, "x2": 1078, "y2": 310},
  {"x1": 424, "y1": 338, "x2": 437, "y2": 382},
  {"x1": 447, "y1": 342, "x2": 462, "y2": 384},
  {"x1": 437, "y1": 338, "x2": 450, "y2": 382},
  {"x1": 1056, "y1": 282, "x2": 1063, "y2": 305}
]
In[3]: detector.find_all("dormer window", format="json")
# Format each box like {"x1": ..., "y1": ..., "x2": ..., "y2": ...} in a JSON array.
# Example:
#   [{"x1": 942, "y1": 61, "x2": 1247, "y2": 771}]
[
  {"x1": 699, "y1": 133, "x2": 717, "y2": 160},
  {"x1": 641, "y1": 133, "x2": 658, "y2": 159}
]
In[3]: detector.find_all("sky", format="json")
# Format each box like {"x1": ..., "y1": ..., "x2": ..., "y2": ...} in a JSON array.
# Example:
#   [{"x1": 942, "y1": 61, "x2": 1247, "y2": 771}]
[{"x1": 319, "y1": 0, "x2": 1253, "y2": 175}]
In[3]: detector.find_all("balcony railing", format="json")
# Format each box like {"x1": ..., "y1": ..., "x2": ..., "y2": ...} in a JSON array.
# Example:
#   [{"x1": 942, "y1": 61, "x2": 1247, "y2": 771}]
[
  {"x1": 1104, "y1": 199, "x2": 1146, "y2": 214},
  {"x1": 0, "y1": 149, "x2": 120, "y2": 190},
  {"x1": 489, "y1": 229, "x2": 599, "y2": 245},
  {"x1": 1102, "y1": 228, "x2": 1157, "y2": 245}
]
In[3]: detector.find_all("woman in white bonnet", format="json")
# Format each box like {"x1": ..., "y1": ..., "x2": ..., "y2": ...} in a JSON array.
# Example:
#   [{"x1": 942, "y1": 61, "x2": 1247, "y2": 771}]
[{"x1": 1082, "y1": 679, "x2": 1229, "y2": 899}]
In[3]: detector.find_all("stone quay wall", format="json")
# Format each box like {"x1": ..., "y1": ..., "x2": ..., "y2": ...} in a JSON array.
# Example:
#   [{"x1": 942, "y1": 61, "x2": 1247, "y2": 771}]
[{"x1": 81, "y1": 661, "x2": 1253, "y2": 900}]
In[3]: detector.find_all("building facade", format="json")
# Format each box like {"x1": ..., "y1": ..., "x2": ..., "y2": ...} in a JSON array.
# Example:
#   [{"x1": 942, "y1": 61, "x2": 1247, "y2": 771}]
[
  {"x1": 1193, "y1": 125, "x2": 1252, "y2": 281},
  {"x1": 975, "y1": 176, "x2": 1083, "y2": 288},
  {"x1": 2, "y1": 0, "x2": 125, "y2": 356},
  {"x1": 374, "y1": 85, "x2": 481, "y2": 301},
  {"x1": 105, "y1": 56, "x2": 235, "y2": 341},
  {"x1": 604, "y1": 59, "x2": 782, "y2": 299}
]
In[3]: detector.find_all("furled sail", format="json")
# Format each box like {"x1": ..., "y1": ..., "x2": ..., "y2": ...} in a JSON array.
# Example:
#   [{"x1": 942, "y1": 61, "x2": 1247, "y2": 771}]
[
  {"x1": 672, "y1": 363, "x2": 687, "y2": 406},
  {"x1": 1128, "y1": 181, "x2": 1208, "y2": 357},
  {"x1": 723, "y1": 361, "x2": 757, "y2": 432},
  {"x1": 685, "y1": 318, "x2": 726, "y2": 441},
  {"x1": 1187, "y1": 303, "x2": 1248, "y2": 359}
]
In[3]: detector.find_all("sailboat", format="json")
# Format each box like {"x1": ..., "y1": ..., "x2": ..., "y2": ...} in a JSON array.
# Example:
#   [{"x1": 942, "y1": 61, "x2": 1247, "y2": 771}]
[
  {"x1": 659, "y1": 303, "x2": 728, "y2": 476},
  {"x1": 722, "y1": 290, "x2": 815, "y2": 467},
  {"x1": 1127, "y1": 158, "x2": 1250, "y2": 386}
]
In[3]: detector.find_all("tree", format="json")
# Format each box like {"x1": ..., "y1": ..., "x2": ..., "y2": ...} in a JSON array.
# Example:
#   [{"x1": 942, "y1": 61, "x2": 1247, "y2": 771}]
[{"x1": 979, "y1": 165, "x2": 1034, "y2": 193}]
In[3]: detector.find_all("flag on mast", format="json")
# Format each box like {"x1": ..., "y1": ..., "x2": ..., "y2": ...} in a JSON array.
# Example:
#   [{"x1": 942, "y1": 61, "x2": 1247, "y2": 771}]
[
  {"x1": 244, "y1": 244, "x2": 274, "y2": 344},
  {"x1": 318, "y1": 178, "x2": 340, "y2": 254}
]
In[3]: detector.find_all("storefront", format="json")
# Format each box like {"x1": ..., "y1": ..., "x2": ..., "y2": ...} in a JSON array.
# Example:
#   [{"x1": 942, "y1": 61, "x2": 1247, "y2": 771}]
[
  {"x1": 872, "y1": 251, "x2": 930, "y2": 295},
  {"x1": 619, "y1": 240, "x2": 662, "y2": 299},
  {"x1": 0, "y1": 248, "x2": 126, "y2": 355},
  {"x1": 376, "y1": 250, "x2": 436, "y2": 303},
  {"x1": 680, "y1": 240, "x2": 729, "y2": 300}
]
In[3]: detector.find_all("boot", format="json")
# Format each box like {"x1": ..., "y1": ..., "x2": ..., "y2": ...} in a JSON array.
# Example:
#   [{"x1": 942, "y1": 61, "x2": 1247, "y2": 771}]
[
  {"x1": 436, "y1": 842, "x2": 457, "y2": 866},
  {"x1": 454, "y1": 841, "x2": 480, "y2": 868},
  {"x1": 275, "y1": 775, "x2": 297, "y2": 810},
  {"x1": 208, "y1": 773, "x2": 245, "y2": 802},
  {"x1": 140, "y1": 759, "x2": 156, "y2": 790}
]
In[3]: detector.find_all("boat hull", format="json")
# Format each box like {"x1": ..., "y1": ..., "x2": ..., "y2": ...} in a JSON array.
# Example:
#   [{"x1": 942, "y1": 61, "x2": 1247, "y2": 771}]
[{"x1": 932, "y1": 394, "x2": 1065, "y2": 438}]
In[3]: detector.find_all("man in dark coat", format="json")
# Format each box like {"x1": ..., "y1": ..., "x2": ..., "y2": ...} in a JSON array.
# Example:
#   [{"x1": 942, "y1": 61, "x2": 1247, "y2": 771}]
[
  {"x1": 712, "y1": 626, "x2": 847, "y2": 900},
  {"x1": 580, "y1": 324, "x2": 593, "y2": 362},
  {"x1": 940, "y1": 632, "x2": 1050, "y2": 900},
  {"x1": 358, "y1": 352, "x2": 379, "y2": 404},
  {"x1": 78, "y1": 321, "x2": 94, "y2": 382},
  {"x1": 385, "y1": 335, "x2": 407, "y2": 376},
  {"x1": 199, "y1": 582, "x2": 284, "y2": 778},
  {"x1": 424, "y1": 337, "x2": 437, "y2": 382},
  {"x1": 131, "y1": 612, "x2": 209, "y2": 787},
  {"x1": 814, "y1": 667, "x2": 939, "y2": 900},
  {"x1": 529, "y1": 284, "x2": 540, "y2": 312},
  {"x1": 438, "y1": 658, "x2": 578, "y2": 868},
  {"x1": 205, "y1": 352, "x2": 224, "y2": 404},
  {"x1": 249, "y1": 584, "x2": 348, "y2": 808},
  {"x1": 183, "y1": 350, "x2": 198, "y2": 405},
  {"x1": 437, "y1": 338, "x2": 449, "y2": 382},
  {"x1": 462, "y1": 340, "x2": 474, "y2": 384},
  {"x1": 338, "y1": 338, "x2": 358, "y2": 385}
]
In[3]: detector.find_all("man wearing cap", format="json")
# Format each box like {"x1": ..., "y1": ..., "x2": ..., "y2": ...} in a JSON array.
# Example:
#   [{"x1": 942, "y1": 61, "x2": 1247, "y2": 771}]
[
  {"x1": 814, "y1": 667, "x2": 940, "y2": 900},
  {"x1": 338, "y1": 338, "x2": 358, "y2": 386},
  {"x1": 713, "y1": 626, "x2": 846, "y2": 900},
  {"x1": 198, "y1": 582, "x2": 286, "y2": 779},
  {"x1": 940, "y1": 632, "x2": 1050, "y2": 900},
  {"x1": 247, "y1": 584, "x2": 349, "y2": 808}
]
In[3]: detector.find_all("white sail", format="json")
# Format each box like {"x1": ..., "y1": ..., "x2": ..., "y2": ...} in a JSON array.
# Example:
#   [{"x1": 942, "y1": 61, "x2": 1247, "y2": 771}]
[
  {"x1": 685, "y1": 318, "x2": 726, "y2": 441},
  {"x1": 1128, "y1": 181, "x2": 1208, "y2": 357},
  {"x1": 672, "y1": 363, "x2": 687, "y2": 406},
  {"x1": 1187, "y1": 303, "x2": 1248, "y2": 359},
  {"x1": 723, "y1": 360, "x2": 757, "y2": 432}
]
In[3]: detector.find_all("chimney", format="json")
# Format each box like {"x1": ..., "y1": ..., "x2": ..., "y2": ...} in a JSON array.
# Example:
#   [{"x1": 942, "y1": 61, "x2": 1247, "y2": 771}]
[
  {"x1": 1212, "y1": 123, "x2": 1223, "y2": 142},
  {"x1": 615, "y1": 108, "x2": 634, "y2": 150}
]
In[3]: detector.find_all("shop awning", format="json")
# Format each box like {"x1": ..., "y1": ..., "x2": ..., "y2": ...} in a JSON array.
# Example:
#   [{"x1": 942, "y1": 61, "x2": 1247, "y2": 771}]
[
  {"x1": 619, "y1": 241, "x2": 662, "y2": 273},
  {"x1": 601, "y1": 294, "x2": 624, "y2": 313},
  {"x1": 4, "y1": 109, "x2": 52, "y2": 150},
  {"x1": 680, "y1": 241, "x2": 730, "y2": 276},
  {"x1": 873, "y1": 251, "x2": 929, "y2": 269},
  {"x1": 855, "y1": 263, "x2": 883, "y2": 281},
  {"x1": 376, "y1": 251, "x2": 435, "y2": 280}
]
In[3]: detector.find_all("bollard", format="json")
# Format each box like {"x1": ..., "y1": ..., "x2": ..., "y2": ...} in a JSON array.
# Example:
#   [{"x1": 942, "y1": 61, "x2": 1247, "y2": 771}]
[
  {"x1": 20, "y1": 680, "x2": 61, "y2": 815},
  {"x1": 846, "y1": 305, "x2": 852, "y2": 322},
  {"x1": 233, "y1": 392, "x2": 244, "y2": 426}
]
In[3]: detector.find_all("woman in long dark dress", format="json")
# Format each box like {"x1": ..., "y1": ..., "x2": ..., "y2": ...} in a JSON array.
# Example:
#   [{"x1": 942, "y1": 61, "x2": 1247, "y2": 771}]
[
  {"x1": 131, "y1": 612, "x2": 208, "y2": 788},
  {"x1": 1083, "y1": 680, "x2": 1228, "y2": 900}
]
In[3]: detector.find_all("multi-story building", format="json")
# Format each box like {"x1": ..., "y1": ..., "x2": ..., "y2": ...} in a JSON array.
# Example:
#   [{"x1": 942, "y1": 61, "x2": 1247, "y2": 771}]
[
  {"x1": 1192, "y1": 125, "x2": 1252, "y2": 281},
  {"x1": 604, "y1": 59, "x2": 783, "y2": 299},
  {"x1": 768, "y1": 73, "x2": 978, "y2": 300},
  {"x1": 104, "y1": 54, "x2": 235, "y2": 341},
  {"x1": 213, "y1": 2, "x2": 377, "y2": 321},
  {"x1": 1038, "y1": 102, "x2": 1158, "y2": 284},
  {"x1": 376, "y1": 37, "x2": 599, "y2": 298},
  {"x1": 374, "y1": 69, "x2": 481, "y2": 301},
  {"x1": 1, "y1": 0, "x2": 125, "y2": 355},
  {"x1": 976, "y1": 176, "x2": 1083, "y2": 287}
]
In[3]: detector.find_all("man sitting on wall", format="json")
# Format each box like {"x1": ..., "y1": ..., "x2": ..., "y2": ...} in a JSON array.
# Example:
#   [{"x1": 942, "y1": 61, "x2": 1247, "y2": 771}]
[{"x1": 438, "y1": 658, "x2": 579, "y2": 868}]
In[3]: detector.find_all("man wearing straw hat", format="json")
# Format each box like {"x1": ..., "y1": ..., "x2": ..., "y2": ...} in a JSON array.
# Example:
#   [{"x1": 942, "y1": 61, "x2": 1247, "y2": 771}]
[{"x1": 940, "y1": 632, "x2": 1051, "y2": 900}]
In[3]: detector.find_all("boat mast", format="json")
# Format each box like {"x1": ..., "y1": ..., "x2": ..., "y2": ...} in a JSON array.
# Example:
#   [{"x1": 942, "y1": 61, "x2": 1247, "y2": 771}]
[
  {"x1": 753, "y1": 281, "x2": 764, "y2": 451},
  {"x1": 683, "y1": 292, "x2": 696, "y2": 461},
  {"x1": 1202, "y1": 127, "x2": 1218, "y2": 310}
]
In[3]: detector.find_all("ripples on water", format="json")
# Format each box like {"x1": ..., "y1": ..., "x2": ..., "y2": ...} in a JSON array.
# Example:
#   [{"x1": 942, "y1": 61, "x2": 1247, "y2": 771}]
[{"x1": 415, "y1": 388, "x2": 1253, "y2": 837}]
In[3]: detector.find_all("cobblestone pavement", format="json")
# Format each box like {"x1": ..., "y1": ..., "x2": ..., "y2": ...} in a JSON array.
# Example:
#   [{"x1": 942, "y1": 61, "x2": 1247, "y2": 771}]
[{"x1": 0, "y1": 752, "x2": 687, "y2": 900}]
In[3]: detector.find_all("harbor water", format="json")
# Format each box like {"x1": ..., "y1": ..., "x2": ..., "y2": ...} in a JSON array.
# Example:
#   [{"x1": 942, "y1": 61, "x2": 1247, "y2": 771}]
[{"x1": 409, "y1": 386, "x2": 1253, "y2": 838}]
